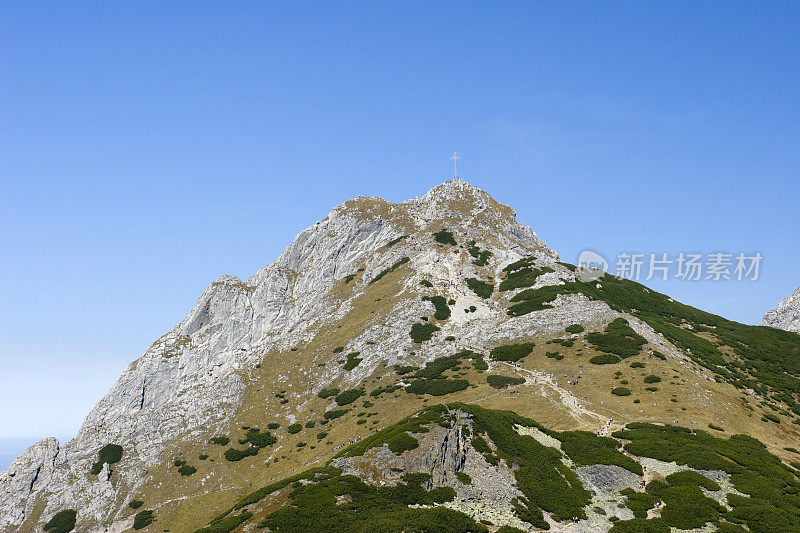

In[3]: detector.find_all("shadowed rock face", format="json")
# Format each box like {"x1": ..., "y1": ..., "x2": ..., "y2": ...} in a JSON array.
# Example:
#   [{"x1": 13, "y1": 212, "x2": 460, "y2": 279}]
[
  {"x1": 0, "y1": 179, "x2": 557, "y2": 531},
  {"x1": 763, "y1": 286, "x2": 800, "y2": 333}
]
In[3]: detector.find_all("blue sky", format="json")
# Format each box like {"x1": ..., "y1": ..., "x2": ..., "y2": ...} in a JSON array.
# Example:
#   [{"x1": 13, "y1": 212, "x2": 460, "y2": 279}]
[{"x1": 1, "y1": 2, "x2": 799, "y2": 466}]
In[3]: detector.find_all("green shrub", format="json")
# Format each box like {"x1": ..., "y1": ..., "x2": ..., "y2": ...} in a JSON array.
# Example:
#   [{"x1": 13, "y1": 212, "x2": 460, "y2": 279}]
[
  {"x1": 630, "y1": 361, "x2": 645, "y2": 368},
  {"x1": 316, "y1": 431, "x2": 328, "y2": 440},
  {"x1": 764, "y1": 413, "x2": 781, "y2": 423},
  {"x1": 370, "y1": 385, "x2": 402, "y2": 397},
  {"x1": 343, "y1": 352, "x2": 362, "y2": 370},
  {"x1": 586, "y1": 318, "x2": 647, "y2": 359},
  {"x1": 708, "y1": 423, "x2": 724, "y2": 432},
  {"x1": 468, "y1": 242, "x2": 493, "y2": 266},
  {"x1": 490, "y1": 342, "x2": 535, "y2": 362},
  {"x1": 287, "y1": 423, "x2": 302, "y2": 434},
  {"x1": 420, "y1": 279, "x2": 433, "y2": 288},
  {"x1": 645, "y1": 480, "x2": 669, "y2": 497},
  {"x1": 335, "y1": 389, "x2": 365, "y2": 406},
  {"x1": 565, "y1": 324, "x2": 585, "y2": 334},
  {"x1": 609, "y1": 518, "x2": 669, "y2": 533},
  {"x1": 410, "y1": 322, "x2": 440, "y2": 342},
  {"x1": 496, "y1": 526, "x2": 526, "y2": 533},
  {"x1": 665, "y1": 470, "x2": 721, "y2": 491},
  {"x1": 621, "y1": 488, "x2": 657, "y2": 518},
  {"x1": 90, "y1": 443, "x2": 123, "y2": 475},
  {"x1": 406, "y1": 378, "x2": 469, "y2": 396},
  {"x1": 267, "y1": 422, "x2": 280, "y2": 429},
  {"x1": 199, "y1": 454, "x2": 209, "y2": 460},
  {"x1": 385, "y1": 235, "x2": 407, "y2": 248},
  {"x1": 224, "y1": 446, "x2": 259, "y2": 462},
  {"x1": 370, "y1": 256, "x2": 410, "y2": 284},
  {"x1": 507, "y1": 283, "x2": 574, "y2": 315},
  {"x1": 251, "y1": 465, "x2": 480, "y2": 533},
  {"x1": 333, "y1": 346, "x2": 344, "y2": 353},
  {"x1": 499, "y1": 258, "x2": 555, "y2": 291},
  {"x1": 43, "y1": 509, "x2": 77, "y2": 533},
  {"x1": 645, "y1": 386, "x2": 659, "y2": 392},
  {"x1": 394, "y1": 365, "x2": 419, "y2": 375},
  {"x1": 445, "y1": 335, "x2": 455, "y2": 341},
  {"x1": 209, "y1": 436, "x2": 230, "y2": 446},
  {"x1": 423, "y1": 295, "x2": 451, "y2": 320},
  {"x1": 455, "y1": 471, "x2": 472, "y2": 485},
  {"x1": 644, "y1": 375, "x2": 661, "y2": 384},
  {"x1": 471, "y1": 357, "x2": 488, "y2": 371},
  {"x1": 612, "y1": 387, "x2": 631, "y2": 396},
  {"x1": 433, "y1": 229, "x2": 457, "y2": 245},
  {"x1": 129, "y1": 500, "x2": 144, "y2": 509},
  {"x1": 465, "y1": 278, "x2": 494, "y2": 299},
  {"x1": 660, "y1": 484, "x2": 724, "y2": 529},
  {"x1": 387, "y1": 432, "x2": 419, "y2": 454},
  {"x1": 132, "y1": 510, "x2": 154, "y2": 530},
  {"x1": 241, "y1": 428, "x2": 277, "y2": 448},
  {"x1": 324, "y1": 409, "x2": 348, "y2": 420},
  {"x1": 487, "y1": 375, "x2": 525, "y2": 389},
  {"x1": 178, "y1": 464, "x2": 197, "y2": 476},
  {"x1": 545, "y1": 351, "x2": 564, "y2": 360},
  {"x1": 590, "y1": 354, "x2": 620, "y2": 365},
  {"x1": 317, "y1": 387, "x2": 339, "y2": 399},
  {"x1": 305, "y1": 421, "x2": 316, "y2": 428},
  {"x1": 614, "y1": 422, "x2": 800, "y2": 532},
  {"x1": 556, "y1": 431, "x2": 642, "y2": 475}
]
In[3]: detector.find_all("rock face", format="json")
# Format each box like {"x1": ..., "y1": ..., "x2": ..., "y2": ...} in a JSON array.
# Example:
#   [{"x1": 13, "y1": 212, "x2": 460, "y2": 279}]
[
  {"x1": 11, "y1": 177, "x2": 793, "y2": 532},
  {"x1": 0, "y1": 179, "x2": 562, "y2": 531},
  {"x1": 762, "y1": 286, "x2": 800, "y2": 333}
]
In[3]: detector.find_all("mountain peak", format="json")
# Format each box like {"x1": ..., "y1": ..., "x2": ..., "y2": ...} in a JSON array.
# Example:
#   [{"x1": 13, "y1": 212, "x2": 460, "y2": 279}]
[
  {"x1": 763, "y1": 285, "x2": 800, "y2": 332},
  {"x1": 7, "y1": 178, "x2": 800, "y2": 533}
]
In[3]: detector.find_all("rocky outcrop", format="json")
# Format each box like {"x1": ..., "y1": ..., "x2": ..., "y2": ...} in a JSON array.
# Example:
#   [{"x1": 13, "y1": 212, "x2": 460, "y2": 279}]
[
  {"x1": 0, "y1": 179, "x2": 560, "y2": 531},
  {"x1": 0, "y1": 438, "x2": 60, "y2": 527},
  {"x1": 762, "y1": 286, "x2": 800, "y2": 333}
]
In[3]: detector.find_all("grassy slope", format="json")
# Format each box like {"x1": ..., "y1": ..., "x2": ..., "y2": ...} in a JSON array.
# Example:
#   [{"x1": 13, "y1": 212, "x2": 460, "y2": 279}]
[{"x1": 114, "y1": 238, "x2": 800, "y2": 532}]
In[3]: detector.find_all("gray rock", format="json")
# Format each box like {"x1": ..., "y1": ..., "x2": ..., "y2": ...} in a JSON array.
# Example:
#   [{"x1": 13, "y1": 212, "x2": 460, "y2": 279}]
[
  {"x1": 0, "y1": 178, "x2": 668, "y2": 531},
  {"x1": 763, "y1": 285, "x2": 800, "y2": 333}
]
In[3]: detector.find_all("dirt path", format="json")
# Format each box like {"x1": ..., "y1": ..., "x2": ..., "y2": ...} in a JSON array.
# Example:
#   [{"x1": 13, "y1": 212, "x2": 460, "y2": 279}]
[{"x1": 494, "y1": 360, "x2": 608, "y2": 426}]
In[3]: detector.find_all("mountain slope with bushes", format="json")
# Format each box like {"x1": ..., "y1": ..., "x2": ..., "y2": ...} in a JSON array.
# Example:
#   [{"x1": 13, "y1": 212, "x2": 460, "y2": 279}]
[{"x1": 2, "y1": 179, "x2": 799, "y2": 532}]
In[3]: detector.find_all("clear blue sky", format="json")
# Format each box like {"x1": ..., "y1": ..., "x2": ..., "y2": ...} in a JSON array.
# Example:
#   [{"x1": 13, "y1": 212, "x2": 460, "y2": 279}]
[{"x1": 1, "y1": 2, "x2": 799, "y2": 465}]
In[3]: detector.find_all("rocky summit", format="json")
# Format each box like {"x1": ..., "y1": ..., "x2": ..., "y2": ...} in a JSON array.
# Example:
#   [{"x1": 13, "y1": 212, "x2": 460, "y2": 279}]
[
  {"x1": 763, "y1": 285, "x2": 800, "y2": 334},
  {"x1": 3, "y1": 179, "x2": 800, "y2": 533}
]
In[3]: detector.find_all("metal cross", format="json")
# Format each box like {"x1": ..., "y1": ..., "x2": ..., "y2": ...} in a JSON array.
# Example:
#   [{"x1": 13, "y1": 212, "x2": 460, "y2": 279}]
[{"x1": 450, "y1": 152, "x2": 460, "y2": 178}]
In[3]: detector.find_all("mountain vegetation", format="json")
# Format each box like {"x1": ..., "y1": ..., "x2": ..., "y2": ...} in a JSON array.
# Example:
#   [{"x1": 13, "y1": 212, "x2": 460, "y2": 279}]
[{"x1": 5, "y1": 179, "x2": 799, "y2": 533}]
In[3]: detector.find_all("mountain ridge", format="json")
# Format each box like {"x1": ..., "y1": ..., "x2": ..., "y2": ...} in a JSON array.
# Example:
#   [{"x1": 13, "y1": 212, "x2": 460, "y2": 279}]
[
  {"x1": 2, "y1": 178, "x2": 799, "y2": 533},
  {"x1": 1, "y1": 178, "x2": 555, "y2": 531}
]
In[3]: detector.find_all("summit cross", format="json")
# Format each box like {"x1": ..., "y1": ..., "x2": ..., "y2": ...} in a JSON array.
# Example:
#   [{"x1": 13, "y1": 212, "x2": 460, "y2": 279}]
[{"x1": 450, "y1": 152, "x2": 460, "y2": 179}]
